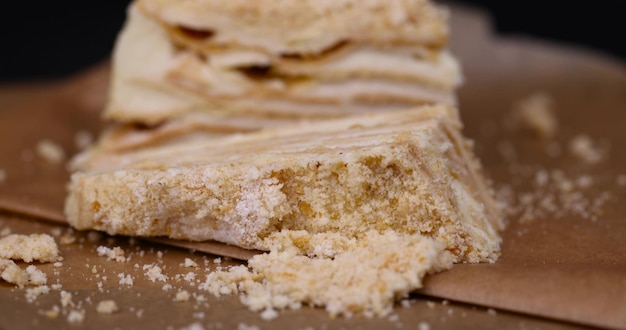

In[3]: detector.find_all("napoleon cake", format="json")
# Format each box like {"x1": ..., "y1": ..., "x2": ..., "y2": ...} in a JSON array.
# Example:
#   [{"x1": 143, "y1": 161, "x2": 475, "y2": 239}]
[
  {"x1": 96, "y1": 0, "x2": 461, "y2": 152},
  {"x1": 66, "y1": 106, "x2": 502, "y2": 264}
]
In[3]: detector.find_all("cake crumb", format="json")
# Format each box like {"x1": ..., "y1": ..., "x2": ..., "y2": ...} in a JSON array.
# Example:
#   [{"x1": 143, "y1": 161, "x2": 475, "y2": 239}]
[
  {"x1": 426, "y1": 301, "x2": 436, "y2": 309},
  {"x1": 36, "y1": 139, "x2": 66, "y2": 164},
  {"x1": 97, "y1": 246, "x2": 127, "y2": 262},
  {"x1": 96, "y1": 300, "x2": 119, "y2": 314},
  {"x1": 418, "y1": 322, "x2": 431, "y2": 330},
  {"x1": 0, "y1": 258, "x2": 31, "y2": 287},
  {"x1": 25, "y1": 285, "x2": 50, "y2": 303},
  {"x1": 183, "y1": 258, "x2": 199, "y2": 268},
  {"x1": 144, "y1": 264, "x2": 168, "y2": 282},
  {"x1": 238, "y1": 323, "x2": 260, "y2": 330},
  {"x1": 25, "y1": 265, "x2": 47, "y2": 285},
  {"x1": 0, "y1": 233, "x2": 60, "y2": 263},
  {"x1": 174, "y1": 290, "x2": 191, "y2": 302},
  {"x1": 568, "y1": 134, "x2": 603, "y2": 163},
  {"x1": 200, "y1": 231, "x2": 451, "y2": 318},
  {"x1": 487, "y1": 308, "x2": 498, "y2": 315},
  {"x1": 118, "y1": 273, "x2": 134, "y2": 286},
  {"x1": 260, "y1": 308, "x2": 279, "y2": 321},
  {"x1": 67, "y1": 310, "x2": 85, "y2": 324},
  {"x1": 181, "y1": 322, "x2": 205, "y2": 330},
  {"x1": 60, "y1": 290, "x2": 74, "y2": 308},
  {"x1": 162, "y1": 284, "x2": 173, "y2": 291},
  {"x1": 512, "y1": 93, "x2": 557, "y2": 137},
  {"x1": 184, "y1": 272, "x2": 196, "y2": 282},
  {"x1": 59, "y1": 234, "x2": 76, "y2": 245},
  {"x1": 42, "y1": 305, "x2": 60, "y2": 319}
]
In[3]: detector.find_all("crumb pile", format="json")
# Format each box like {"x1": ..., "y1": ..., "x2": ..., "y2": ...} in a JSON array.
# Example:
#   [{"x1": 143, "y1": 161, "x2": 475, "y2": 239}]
[
  {"x1": 0, "y1": 233, "x2": 61, "y2": 287},
  {"x1": 200, "y1": 231, "x2": 454, "y2": 318}
]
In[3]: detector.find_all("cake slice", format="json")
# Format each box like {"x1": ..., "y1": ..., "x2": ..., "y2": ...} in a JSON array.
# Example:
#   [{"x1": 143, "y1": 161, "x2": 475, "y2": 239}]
[
  {"x1": 66, "y1": 105, "x2": 502, "y2": 263},
  {"x1": 99, "y1": 0, "x2": 461, "y2": 152}
]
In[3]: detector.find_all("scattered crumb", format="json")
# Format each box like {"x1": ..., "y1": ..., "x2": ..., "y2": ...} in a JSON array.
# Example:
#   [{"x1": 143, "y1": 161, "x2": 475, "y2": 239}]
[
  {"x1": 184, "y1": 272, "x2": 196, "y2": 282},
  {"x1": 59, "y1": 234, "x2": 77, "y2": 245},
  {"x1": 487, "y1": 308, "x2": 498, "y2": 315},
  {"x1": 25, "y1": 285, "x2": 50, "y2": 303},
  {"x1": 42, "y1": 305, "x2": 60, "y2": 319},
  {"x1": 36, "y1": 139, "x2": 66, "y2": 164},
  {"x1": 426, "y1": 301, "x2": 436, "y2": 309},
  {"x1": 67, "y1": 309, "x2": 85, "y2": 324},
  {"x1": 97, "y1": 246, "x2": 127, "y2": 262},
  {"x1": 183, "y1": 258, "x2": 199, "y2": 268},
  {"x1": 162, "y1": 284, "x2": 173, "y2": 291},
  {"x1": 0, "y1": 233, "x2": 60, "y2": 262},
  {"x1": 96, "y1": 300, "x2": 119, "y2": 314},
  {"x1": 49, "y1": 227, "x2": 63, "y2": 237},
  {"x1": 568, "y1": 134, "x2": 604, "y2": 163},
  {"x1": 118, "y1": 273, "x2": 134, "y2": 286},
  {"x1": 144, "y1": 264, "x2": 168, "y2": 282},
  {"x1": 174, "y1": 290, "x2": 191, "y2": 302},
  {"x1": 60, "y1": 291, "x2": 74, "y2": 308},
  {"x1": 512, "y1": 93, "x2": 557, "y2": 137},
  {"x1": 181, "y1": 322, "x2": 205, "y2": 330},
  {"x1": 418, "y1": 321, "x2": 431, "y2": 330},
  {"x1": 260, "y1": 308, "x2": 279, "y2": 321},
  {"x1": 511, "y1": 168, "x2": 610, "y2": 223},
  {"x1": 441, "y1": 300, "x2": 449, "y2": 306},
  {"x1": 25, "y1": 265, "x2": 47, "y2": 285},
  {"x1": 1, "y1": 258, "x2": 28, "y2": 287},
  {"x1": 238, "y1": 323, "x2": 260, "y2": 330}
]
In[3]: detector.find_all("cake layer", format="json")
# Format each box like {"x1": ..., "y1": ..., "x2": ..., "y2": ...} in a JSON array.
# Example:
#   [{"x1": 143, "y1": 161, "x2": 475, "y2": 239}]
[
  {"x1": 139, "y1": 0, "x2": 449, "y2": 55},
  {"x1": 104, "y1": 2, "x2": 460, "y2": 125},
  {"x1": 66, "y1": 106, "x2": 503, "y2": 263}
]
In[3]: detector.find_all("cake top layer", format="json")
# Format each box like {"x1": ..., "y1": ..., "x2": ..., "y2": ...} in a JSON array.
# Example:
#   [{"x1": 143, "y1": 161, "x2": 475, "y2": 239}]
[
  {"x1": 139, "y1": 0, "x2": 449, "y2": 54},
  {"x1": 73, "y1": 105, "x2": 457, "y2": 172}
]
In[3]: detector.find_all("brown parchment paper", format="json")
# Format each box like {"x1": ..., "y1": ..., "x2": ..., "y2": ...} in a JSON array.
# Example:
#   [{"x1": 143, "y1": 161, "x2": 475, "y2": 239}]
[{"x1": 0, "y1": 5, "x2": 624, "y2": 329}]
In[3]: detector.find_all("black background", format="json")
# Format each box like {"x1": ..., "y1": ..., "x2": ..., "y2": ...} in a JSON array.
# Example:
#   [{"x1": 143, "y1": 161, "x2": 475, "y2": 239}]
[{"x1": 0, "y1": 1, "x2": 622, "y2": 82}]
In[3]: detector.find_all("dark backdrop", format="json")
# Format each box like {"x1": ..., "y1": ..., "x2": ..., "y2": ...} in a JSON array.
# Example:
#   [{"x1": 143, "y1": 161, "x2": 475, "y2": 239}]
[{"x1": 0, "y1": 1, "x2": 622, "y2": 82}]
